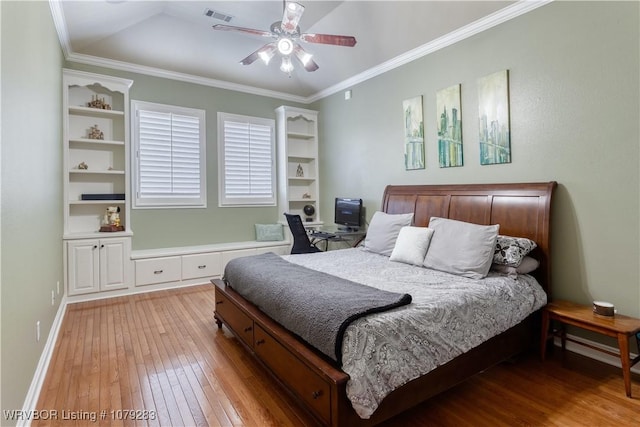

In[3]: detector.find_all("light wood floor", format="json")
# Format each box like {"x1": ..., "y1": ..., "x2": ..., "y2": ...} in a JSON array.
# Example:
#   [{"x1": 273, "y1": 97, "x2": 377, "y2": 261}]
[{"x1": 35, "y1": 284, "x2": 639, "y2": 426}]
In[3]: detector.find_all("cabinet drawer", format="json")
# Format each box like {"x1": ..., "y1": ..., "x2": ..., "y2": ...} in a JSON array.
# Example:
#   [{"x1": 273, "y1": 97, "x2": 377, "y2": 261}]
[
  {"x1": 254, "y1": 325, "x2": 330, "y2": 424},
  {"x1": 182, "y1": 253, "x2": 221, "y2": 280},
  {"x1": 215, "y1": 290, "x2": 254, "y2": 348},
  {"x1": 135, "y1": 256, "x2": 181, "y2": 286}
]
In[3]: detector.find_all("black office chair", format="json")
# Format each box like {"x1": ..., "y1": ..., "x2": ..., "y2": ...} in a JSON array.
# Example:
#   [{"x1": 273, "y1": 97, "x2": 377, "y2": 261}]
[{"x1": 284, "y1": 213, "x2": 322, "y2": 254}]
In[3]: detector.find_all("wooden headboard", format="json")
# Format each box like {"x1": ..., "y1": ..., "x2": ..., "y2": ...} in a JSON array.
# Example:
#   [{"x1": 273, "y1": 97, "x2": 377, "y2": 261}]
[{"x1": 381, "y1": 182, "x2": 557, "y2": 295}]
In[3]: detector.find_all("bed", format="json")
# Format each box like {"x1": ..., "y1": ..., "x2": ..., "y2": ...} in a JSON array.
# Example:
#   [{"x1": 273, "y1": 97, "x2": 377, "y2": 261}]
[{"x1": 212, "y1": 182, "x2": 556, "y2": 426}]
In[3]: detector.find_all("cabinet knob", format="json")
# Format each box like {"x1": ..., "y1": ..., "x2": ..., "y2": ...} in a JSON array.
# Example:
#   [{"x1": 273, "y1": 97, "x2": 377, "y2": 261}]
[
  {"x1": 312, "y1": 390, "x2": 323, "y2": 399},
  {"x1": 255, "y1": 339, "x2": 265, "y2": 345},
  {"x1": 93, "y1": 245, "x2": 98, "y2": 249},
  {"x1": 215, "y1": 301, "x2": 223, "y2": 305},
  {"x1": 198, "y1": 265, "x2": 206, "y2": 269},
  {"x1": 153, "y1": 270, "x2": 163, "y2": 274},
  {"x1": 100, "y1": 244, "x2": 104, "y2": 248},
  {"x1": 243, "y1": 326, "x2": 253, "y2": 332}
]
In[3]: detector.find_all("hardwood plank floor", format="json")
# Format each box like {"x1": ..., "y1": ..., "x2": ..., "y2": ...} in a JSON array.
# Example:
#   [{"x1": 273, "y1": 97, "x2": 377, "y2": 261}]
[{"x1": 34, "y1": 285, "x2": 639, "y2": 426}]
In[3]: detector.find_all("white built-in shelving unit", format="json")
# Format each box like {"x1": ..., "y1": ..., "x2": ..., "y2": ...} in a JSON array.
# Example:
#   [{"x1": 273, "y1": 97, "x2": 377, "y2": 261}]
[
  {"x1": 62, "y1": 69, "x2": 133, "y2": 296},
  {"x1": 275, "y1": 106, "x2": 321, "y2": 227}
]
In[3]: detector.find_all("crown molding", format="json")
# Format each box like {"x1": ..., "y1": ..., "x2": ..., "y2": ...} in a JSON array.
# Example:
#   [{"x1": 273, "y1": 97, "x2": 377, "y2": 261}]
[
  {"x1": 307, "y1": 0, "x2": 553, "y2": 103},
  {"x1": 64, "y1": 51, "x2": 309, "y2": 104},
  {"x1": 49, "y1": 0, "x2": 553, "y2": 105}
]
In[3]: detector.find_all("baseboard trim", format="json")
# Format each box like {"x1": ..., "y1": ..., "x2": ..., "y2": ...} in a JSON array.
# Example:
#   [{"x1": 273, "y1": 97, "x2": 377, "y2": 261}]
[
  {"x1": 18, "y1": 295, "x2": 68, "y2": 427},
  {"x1": 553, "y1": 333, "x2": 640, "y2": 375}
]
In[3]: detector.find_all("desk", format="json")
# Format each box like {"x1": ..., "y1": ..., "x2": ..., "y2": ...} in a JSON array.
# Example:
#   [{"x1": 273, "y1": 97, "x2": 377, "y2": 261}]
[
  {"x1": 540, "y1": 300, "x2": 640, "y2": 397},
  {"x1": 309, "y1": 227, "x2": 365, "y2": 251}
]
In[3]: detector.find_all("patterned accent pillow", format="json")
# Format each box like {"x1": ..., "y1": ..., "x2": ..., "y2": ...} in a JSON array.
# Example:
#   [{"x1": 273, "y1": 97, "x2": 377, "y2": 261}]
[{"x1": 493, "y1": 235, "x2": 537, "y2": 267}]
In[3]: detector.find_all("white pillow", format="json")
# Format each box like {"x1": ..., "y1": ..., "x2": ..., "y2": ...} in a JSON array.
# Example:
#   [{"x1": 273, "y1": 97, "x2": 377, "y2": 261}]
[
  {"x1": 363, "y1": 211, "x2": 414, "y2": 256},
  {"x1": 423, "y1": 217, "x2": 499, "y2": 279},
  {"x1": 491, "y1": 256, "x2": 540, "y2": 278},
  {"x1": 390, "y1": 226, "x2": 434, "y2": 266}
]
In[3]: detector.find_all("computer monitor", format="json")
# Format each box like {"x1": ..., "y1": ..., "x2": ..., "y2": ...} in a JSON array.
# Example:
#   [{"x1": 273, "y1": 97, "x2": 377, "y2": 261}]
[{"x1": 334, "y1": 198, "x2": 363, "y2": 230}]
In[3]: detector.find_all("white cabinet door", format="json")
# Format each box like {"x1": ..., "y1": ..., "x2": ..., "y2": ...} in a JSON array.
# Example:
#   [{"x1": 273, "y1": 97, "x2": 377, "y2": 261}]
[
  {"x1": 99, "y1": 238, "x2": 129, "y2": 291},
  {"x1": 67, "y1": 237, "x2": 130, "y2": 295},
  {"x1": 68, "y1": 239, "x2": 100, "y2": 296}
]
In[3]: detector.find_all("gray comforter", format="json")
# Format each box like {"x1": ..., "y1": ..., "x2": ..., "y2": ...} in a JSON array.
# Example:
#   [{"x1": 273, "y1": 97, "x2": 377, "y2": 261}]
[
  {"x1": 223, "y1": 252, "x2": 411, "y2": 364},
  {"x1": 283, "y1": 248, "x2": 547, "y2": 419}
]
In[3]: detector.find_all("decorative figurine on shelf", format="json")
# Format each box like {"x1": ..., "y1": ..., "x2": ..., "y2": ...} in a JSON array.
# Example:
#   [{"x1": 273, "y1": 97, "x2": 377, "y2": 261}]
[
  {"x1": 296, "y1": 163, "x2": 304, "y2": 177},
  {"x1": 78, "y1": 161, "x2": 88, "y2": 170},
  {"x1": 88, "y1": 124, "x2": 104, "y2": 140},
  {"x1": 87, "y1": 95, "x2": 111, "y2": 110},
  {"x1": 302, "y1": 192, "x2": 311, "y2": 199},
  {"x1": 100, "y1": 206, "x2": 124, "y2": 232}
]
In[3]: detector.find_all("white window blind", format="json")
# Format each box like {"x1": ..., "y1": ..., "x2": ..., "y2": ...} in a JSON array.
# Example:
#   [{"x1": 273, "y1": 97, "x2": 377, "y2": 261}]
[
  {"x1": 218, "y1": 113, "x2": 276, "y2": 206},
  {"x1": 132, "y1": 101, "x2": 206, "y2": 208}
]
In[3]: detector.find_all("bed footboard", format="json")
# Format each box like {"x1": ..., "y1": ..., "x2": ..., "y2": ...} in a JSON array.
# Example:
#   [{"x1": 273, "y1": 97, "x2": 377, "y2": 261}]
[
  {"x1": 213, "y1": 279, "x2": 352, "y2": 426},
  {"x1": 213, "y1": 278, "x2": 537, "y2": 426}
]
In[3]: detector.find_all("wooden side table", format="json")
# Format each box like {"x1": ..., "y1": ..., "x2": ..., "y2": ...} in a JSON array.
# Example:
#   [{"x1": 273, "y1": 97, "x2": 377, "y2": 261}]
[{"x1": 540, "y1": 300, "x2": 640, "y2": 397}]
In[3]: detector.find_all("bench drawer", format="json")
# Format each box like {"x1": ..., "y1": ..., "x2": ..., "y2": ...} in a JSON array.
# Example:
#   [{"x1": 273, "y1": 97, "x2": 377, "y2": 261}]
[
  {"x1": 182, "y1": 253, "x2": 221, "y2": 280},
  {"x1": 135, "y1": 256, "x2": 181, "y2": 286}
]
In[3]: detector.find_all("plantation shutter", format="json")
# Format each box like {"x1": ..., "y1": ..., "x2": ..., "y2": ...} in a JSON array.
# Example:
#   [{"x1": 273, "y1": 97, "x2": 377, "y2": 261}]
[
  {"x1": 219, "y1": 114, "x2": 275, "y2": 206},
  {"x1": 134, "y1": 102, "x2": 206, "y2": 207}
]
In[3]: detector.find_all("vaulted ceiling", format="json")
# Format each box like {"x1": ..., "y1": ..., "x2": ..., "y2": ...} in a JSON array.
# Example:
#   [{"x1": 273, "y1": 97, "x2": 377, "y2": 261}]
[{"x1": 51, "y1": 1, "x2": 547, "y2": 103}]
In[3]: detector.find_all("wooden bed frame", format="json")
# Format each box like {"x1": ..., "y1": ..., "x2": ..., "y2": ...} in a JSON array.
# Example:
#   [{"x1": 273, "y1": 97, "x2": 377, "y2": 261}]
[{"x1": 212, "y1": 181, "x2": 557, "y2": 426}]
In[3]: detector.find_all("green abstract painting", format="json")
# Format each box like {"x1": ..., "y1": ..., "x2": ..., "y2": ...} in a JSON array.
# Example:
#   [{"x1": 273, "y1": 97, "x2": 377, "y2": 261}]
[
  {"x1": 437, "y1": 84, "x2": 463, "y2": 167},
  {"x1": 403, "y1": 96, "x2": 425, "y2": 170},
  {"x1": 478, "y1": 70, "x2": 511, "y2": 165}
]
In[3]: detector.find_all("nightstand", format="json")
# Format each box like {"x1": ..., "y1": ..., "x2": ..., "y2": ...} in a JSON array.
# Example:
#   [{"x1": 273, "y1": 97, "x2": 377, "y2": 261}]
[{"x1": 540, "y1": 300, "x2": 640, "y2": 397}]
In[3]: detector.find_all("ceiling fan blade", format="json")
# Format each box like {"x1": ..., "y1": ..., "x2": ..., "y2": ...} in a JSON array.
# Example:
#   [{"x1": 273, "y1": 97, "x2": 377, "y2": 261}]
[
  {"x1": 294, "y1": 44, "x2": 319, "y2": 72},
  {"x1": 240, "y1": 43, "x2": 277, "y2": 65},
  {"x1": 300, "y1": 33, "x2": 357, "y2": 47},
  {"x1": 212, "y1": 24, "x2": 273, "y2": 39},
  {"x1": 281, "y1": 2, "x2": 305, "y2": 34}
]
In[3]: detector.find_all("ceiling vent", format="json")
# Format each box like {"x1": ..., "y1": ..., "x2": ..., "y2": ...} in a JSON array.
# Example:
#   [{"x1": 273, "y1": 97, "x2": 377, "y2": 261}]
[{"x1": 204, "y1": 8, "x2": 233, "y2": 22}]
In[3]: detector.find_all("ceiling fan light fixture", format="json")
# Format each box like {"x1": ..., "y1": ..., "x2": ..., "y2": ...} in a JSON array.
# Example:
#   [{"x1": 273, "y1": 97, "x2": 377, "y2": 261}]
[
  {"x1": 294, "y1": 46, "x2": 312, "y2": 66},
  {"x1": 282, "y1": 2, "x2": 305, "y2": 33},
  {"x1": 212, "y1": 1, "x2": 355, "y2": 74},
  {"x1": 277, "y1": 37, "x2": 294, "y2": 55},
  {"x1": 280, "y1": 56, "x2": 294, "y2": 73},
  {"x1": 258, "y1": 44, "x2": 277, "y2": 65}
]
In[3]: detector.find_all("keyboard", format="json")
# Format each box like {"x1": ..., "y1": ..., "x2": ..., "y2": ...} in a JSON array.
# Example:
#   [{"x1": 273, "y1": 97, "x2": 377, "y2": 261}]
[{"x1": 311, "y1": 231, "x2": 334, "y2": 239}]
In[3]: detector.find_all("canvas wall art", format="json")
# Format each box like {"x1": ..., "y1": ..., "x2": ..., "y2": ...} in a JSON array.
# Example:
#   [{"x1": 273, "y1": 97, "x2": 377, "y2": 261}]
[
  {"x1": 477, "y1": 70, "x2": 511, "y2": 165},
  {"x1": 436, "y1": 84, "x2": 463, "y2": 167},
  {"x1": 402, "y1": 96, "x2": 425, "y2": 170}
]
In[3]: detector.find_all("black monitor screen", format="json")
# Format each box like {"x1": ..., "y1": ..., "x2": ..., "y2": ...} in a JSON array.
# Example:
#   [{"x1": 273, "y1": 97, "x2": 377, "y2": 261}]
[{"x1": 334, "y1": 198, "x2": 363, "y2": 229}]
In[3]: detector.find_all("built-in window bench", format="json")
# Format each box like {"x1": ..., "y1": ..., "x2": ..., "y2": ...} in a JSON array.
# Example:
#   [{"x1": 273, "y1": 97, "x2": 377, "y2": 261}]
[
  {"x1": 64, "y1": 239, "x2": 291, "y2": 302},
  {"x1": 131, "y1": 240, "x2": 291, "y2": 288}
]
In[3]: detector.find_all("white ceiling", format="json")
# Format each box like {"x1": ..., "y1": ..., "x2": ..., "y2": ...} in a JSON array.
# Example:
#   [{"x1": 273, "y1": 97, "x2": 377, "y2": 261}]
[{"x1": 51, "y1": 1, "x2": 548, "y2": 103}]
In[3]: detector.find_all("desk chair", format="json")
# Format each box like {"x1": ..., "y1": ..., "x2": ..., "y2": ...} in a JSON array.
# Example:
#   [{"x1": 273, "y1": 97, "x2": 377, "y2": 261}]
[{"x1": 284, "y1": 213, "x2": 322, "y2": 254}]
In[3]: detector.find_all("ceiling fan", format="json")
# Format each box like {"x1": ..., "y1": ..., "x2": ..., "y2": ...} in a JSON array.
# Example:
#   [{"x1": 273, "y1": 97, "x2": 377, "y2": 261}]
[{"x1": 212, "y1": 1, "x2": 357, "y2": 74}]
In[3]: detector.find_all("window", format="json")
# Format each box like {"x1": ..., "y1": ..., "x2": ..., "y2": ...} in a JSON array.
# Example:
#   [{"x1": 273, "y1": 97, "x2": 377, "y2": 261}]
[
  {"x1": 132, "y1": 101, "x2": 206, "y2": 208},
  {"x1": 218, "y1": 112, "x2": 276, "y2": 206}
]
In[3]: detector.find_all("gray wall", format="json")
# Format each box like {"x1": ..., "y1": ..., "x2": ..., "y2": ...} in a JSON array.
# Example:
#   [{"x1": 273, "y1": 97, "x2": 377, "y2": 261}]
[
  {"x1": 1, "y1": 0, "x2": 638, "y2": 418},
  {"x1": 1, "y1": 0, "x2": 64, "y2": 419},
  {"x1": 65, "y1": 63, "x2": 307, "y2": 250},
  {"x1": 312, "y1": 1, "x2": 640, "y2": 319}
]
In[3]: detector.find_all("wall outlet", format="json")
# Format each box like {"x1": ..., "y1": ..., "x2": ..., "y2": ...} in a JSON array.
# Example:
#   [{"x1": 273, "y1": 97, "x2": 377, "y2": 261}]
[
  {"x1": 51, "y1": 290, "x2": 55, "y2": 306},
  {"x1": 36, "y1": 321, "x2": 41, "y2": 342},
  {"x1": 57, "y1": 280, "x2": 60, "y2": 295}
]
